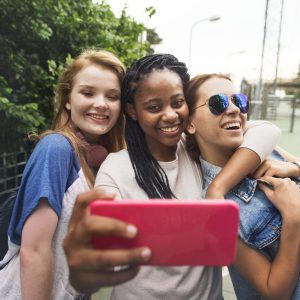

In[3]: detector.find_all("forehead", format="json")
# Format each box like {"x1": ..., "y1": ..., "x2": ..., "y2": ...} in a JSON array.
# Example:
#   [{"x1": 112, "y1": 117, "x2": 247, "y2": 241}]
[
  {"x1": 197, "y1": 77, "x2": 237, "y2": 101},
  {"x1": 74, "y1": 64, "x2": 119, "y2": 88},
  {"x1": 137, "y1": 69, "x2": 183, "y2": 92}
]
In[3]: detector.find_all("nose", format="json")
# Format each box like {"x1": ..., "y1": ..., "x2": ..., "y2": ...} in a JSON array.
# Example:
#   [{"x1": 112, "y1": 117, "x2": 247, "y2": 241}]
[
  {"x1": 162, "y1": 106, "x2": 178, "y2": 123},
  {"x1": 93, "y1": 95, "x2": 108, "y2": 111},
  {"x1": 226, "y1": 98, "x2": 240, "y2": 114}
]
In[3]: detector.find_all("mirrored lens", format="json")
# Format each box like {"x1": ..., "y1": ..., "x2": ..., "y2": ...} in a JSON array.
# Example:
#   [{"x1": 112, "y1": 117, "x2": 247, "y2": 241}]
[
  {"x1": 232, "y1": 94, "x2": 249, "y2": 113},
  {"x1": 208, "y1": 94, "x2": 229, "y2": 115}
]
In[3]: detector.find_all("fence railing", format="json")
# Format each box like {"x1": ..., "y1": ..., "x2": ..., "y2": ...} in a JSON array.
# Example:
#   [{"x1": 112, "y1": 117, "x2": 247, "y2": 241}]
[
  {"x1": 249, "y1": 97, "x2": 300, "y2": 133},
  {"x1": 0, "y1": 151, "x2": 28, "y2": 198}
]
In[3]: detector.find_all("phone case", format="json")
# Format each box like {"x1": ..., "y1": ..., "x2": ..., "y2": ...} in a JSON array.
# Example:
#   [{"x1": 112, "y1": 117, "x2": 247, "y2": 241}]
[{"x1": 89, "y1": 200, "x2": 239, "y2": 266}]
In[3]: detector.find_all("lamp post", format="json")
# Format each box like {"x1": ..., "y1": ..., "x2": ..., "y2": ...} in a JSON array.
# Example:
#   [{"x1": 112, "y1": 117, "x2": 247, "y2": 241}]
[{"x1": 188, "y1": 15, "x2": 221, "y2": 69}]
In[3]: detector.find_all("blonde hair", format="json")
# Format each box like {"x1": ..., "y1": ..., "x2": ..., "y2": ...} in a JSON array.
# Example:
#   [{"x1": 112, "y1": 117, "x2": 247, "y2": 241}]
[
  {"x1": 185, "y1": 73, "x2": 231, "y2": 162},
  {"x1": 41, "y1": 49, "x2": 126, "y2": 187}
]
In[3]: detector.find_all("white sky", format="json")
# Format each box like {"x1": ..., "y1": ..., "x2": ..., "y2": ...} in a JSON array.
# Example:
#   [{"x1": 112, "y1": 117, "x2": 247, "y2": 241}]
[{"x1": 106, "y1": 0, "x2": 300, "y2": 83}]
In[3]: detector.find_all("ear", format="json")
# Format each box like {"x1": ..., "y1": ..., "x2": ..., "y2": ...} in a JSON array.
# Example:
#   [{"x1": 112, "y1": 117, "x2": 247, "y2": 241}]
[
  {"x1": 65, "y1": 102, "x2": 71, "y2": 110},
  {"x1": 126, "y1": 103, "x2": 137, "y2": 120},
  {"x1": 186, "y1": 122, "x2": 196, "y2": 135}
]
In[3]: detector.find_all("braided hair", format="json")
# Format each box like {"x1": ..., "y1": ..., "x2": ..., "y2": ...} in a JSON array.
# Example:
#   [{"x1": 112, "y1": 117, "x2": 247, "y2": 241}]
[{"x1": 121, "y1": 54, "x2": 190, "y2": 199}]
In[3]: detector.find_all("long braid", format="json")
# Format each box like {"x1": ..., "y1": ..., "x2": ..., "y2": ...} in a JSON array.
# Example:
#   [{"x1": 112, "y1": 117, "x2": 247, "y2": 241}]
[{"x1": 121, "y1": 54, "x2": 190, "y2": 199}]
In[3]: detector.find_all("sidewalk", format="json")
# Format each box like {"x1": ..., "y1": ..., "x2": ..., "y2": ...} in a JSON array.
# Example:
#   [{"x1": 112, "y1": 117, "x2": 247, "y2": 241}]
[{"x1": 223, "y1": 267, "x2": 237, "y2": 300}]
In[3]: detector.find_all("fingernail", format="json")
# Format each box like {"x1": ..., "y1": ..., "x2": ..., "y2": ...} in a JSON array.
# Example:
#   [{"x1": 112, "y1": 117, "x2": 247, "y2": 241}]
[
  {"x1": 126, "y1": 224, "x2": 137, "y2": 236},
  {"x1": 141, "y1": 247, "x2": 152, "y2": 260}
]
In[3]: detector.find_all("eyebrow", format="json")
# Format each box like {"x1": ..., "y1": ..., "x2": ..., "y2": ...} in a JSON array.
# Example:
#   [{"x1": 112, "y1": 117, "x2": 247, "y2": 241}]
[
  {"x1": 144, "y1": 93, "x2": 184, "y2": 103},
  {"x1": 78, "y1": 85, "x2": 120, "y2": 93},
  {"x1": 78, "y1": 84, "x2": 95, "y2": 89}
]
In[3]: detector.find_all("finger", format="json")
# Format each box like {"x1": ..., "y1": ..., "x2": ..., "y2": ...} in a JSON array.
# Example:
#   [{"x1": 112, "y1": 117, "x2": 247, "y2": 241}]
[
  {"x1": 70, "y1": 189, "x2": 116, "y2": 225},
  {"x1": 252, "y1": 162, "x2": 269, "y2": 179},
  {"x1": 70, "y1": 266, "x2": 140, "y2": 294},
  {"x1": 75, "y1": 215, "x2": 138, "y2": 245},
  {"x1": 258, "y1": 182, "x2": 275, "y2": 198},
  {"x1": 260, "y1": 175, "x2": 284, "y2": 185},
  {"x1": 263, "y1": 167, "x2": 278, "y2": 177},
  {"x1": 68, "y1": 247, "x2": 151, "y2": 272}
]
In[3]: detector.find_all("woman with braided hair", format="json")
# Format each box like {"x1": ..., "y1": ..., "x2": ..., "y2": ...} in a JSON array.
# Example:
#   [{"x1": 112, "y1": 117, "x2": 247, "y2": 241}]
[{"x1": 90, "y1": 53, "x2": 281, "y2": 299}]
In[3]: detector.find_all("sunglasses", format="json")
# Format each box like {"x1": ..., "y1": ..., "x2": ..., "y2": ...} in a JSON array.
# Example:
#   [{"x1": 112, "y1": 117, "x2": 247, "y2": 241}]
[{"x1": 192, "y1": 93, "x2": 249, "y2": 115}]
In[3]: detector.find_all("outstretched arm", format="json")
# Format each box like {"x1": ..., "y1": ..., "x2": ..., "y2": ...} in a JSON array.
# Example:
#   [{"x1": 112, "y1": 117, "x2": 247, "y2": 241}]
[
  {"x1": 63, "y1": 189, "x2": 151, "y2": 295},
  {"x1": 234, "y1": 177, "x2": 300, "y2": 300},
  {"x1": 206, "y1": 121, "x2": 281, "y2": 198}
]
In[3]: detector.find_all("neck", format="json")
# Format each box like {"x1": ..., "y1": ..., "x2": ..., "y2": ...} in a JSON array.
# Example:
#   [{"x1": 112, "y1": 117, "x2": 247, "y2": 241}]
[
  {"x1": 149, "y1": 145, "x2": 177, "y2": 162},
  {"x1": 197, "y1": 143, "x2": 233, "y2": 167}
]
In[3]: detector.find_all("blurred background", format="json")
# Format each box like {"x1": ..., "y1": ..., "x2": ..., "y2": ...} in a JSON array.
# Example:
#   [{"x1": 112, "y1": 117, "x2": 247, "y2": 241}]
[{"x1": 1, "y1": 0, "x2": 299, "y2": 203}]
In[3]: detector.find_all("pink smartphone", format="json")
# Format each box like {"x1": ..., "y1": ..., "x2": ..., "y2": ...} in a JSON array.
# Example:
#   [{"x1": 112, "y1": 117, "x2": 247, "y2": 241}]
[{"x1": 89, "y1": 200, "x2": 239, "y2": 266}]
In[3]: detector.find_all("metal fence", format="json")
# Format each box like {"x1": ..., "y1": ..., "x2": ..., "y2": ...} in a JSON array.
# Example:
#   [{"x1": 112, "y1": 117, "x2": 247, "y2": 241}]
[
  {"x1": 0, "y1": 151, "x2": 28, "y2": 198},
  {"x1": 249, "y1": 96, "x2": 300, "y2": 133},
  {"x1": 241, "y1": 79, "x2": 300, "y2": 133}
]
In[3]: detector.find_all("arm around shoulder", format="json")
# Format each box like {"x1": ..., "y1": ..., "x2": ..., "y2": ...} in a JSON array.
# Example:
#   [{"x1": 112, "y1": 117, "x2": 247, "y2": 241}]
[{"x1": 243, "y1": 120, "x2": 281, "y2": 162}]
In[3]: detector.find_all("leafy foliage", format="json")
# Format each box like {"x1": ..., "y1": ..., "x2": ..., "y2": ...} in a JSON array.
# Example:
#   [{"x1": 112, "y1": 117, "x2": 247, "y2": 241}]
[{"x1": 0, "y1": 0, "x2": 161, "y2": 152}]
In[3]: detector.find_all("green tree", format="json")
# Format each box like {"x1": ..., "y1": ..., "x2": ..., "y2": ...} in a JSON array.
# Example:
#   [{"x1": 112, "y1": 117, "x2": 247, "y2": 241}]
[{"x1": 0, "y1": 0, "x2": 160, "y2": 153}]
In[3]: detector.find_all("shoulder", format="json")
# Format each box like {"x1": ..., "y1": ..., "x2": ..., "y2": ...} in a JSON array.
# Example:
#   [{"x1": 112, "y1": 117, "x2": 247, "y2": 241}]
[
  {"x1": 28, "y1": 133, "x2": 76, "y2": 167},
  {"x1": 35, "y1": 134, "x2": 74, "y2": 158},
  {"x1": 97, "y1": 149, "x2": 133, "y2": 179},
  {"x1": 37, "y1": 133, "x2": 73, "y2": 152},
  {"x1": 95, "y1": 149, "x2": 135, "y2": 190},
  {"x1": 101, "y1": 149, "x2": 130, "y2": 168}
]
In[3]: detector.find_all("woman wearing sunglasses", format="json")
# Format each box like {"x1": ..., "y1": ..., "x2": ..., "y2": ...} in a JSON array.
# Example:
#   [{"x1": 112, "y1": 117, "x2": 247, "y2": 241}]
[{"x1": 186, "y1": 73, "x2": 300, "y2": 300}]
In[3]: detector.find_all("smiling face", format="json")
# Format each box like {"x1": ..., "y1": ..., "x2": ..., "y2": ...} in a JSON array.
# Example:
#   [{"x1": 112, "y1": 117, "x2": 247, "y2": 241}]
[
  {"x1": 188, "y1": 76, "x2": 247, "y2": 166},
  {"x1": 66, "y1": 64, "x2": 121, "y2": 143},
  {"x1": 128, "y1": 69, "x2": 189, "y2": 161}
]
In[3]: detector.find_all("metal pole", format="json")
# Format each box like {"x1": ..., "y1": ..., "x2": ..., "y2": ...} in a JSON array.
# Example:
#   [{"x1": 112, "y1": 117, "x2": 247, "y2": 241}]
[
  {"x1": 254, "y1": 0, "x2": 269, "y2": 113},
  {"x1": 290, "y1": 97, "x2": 296, "y2": 133},
  {"x1": 273, "y1": 0, "x2": 285, "y2": 93}
]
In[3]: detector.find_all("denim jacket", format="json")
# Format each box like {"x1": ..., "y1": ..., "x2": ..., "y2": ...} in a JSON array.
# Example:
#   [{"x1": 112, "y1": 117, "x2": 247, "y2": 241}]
[
  {"x1": 200, "y1": 150, "x2": 300, "y2": 300},
  {"x1": 200, "y1": 151, "x2": 286, "y2": 250}
]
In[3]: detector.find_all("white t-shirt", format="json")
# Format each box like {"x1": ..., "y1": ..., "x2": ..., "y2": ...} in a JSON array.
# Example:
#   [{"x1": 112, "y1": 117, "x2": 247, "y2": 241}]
[{"x1": 96, "y1": 140, "x2": 222, "y2": 300}]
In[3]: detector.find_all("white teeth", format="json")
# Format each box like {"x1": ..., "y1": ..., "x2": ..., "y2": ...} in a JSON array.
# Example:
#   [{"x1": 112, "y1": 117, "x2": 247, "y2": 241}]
[
  {"x1": 160, "y1": 126, "x2": 179, "y2": 132},
  {"x1": 89, "y1": 114, "x2": 108, "y2": 120},
  {"x1": 223, "y1": 122, "x2": 240, "y2": 129}
]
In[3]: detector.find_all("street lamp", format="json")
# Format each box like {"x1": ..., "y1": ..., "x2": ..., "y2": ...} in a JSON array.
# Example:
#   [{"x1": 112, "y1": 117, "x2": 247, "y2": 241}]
[{"x1": 188, "y1": 15, "x2": 221, "y2": 69}]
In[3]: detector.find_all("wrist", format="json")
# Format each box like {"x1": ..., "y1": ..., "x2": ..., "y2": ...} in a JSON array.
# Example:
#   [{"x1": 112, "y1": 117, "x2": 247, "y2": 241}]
[{"x1": 207, "y1": 180, "x2": 226, "y2": 198}]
